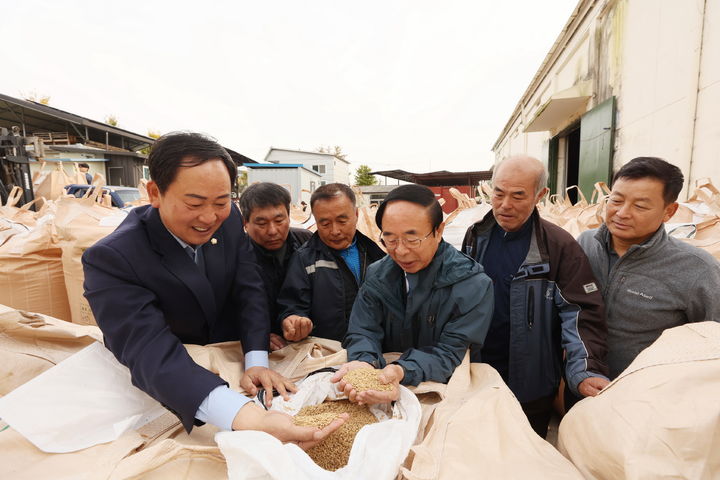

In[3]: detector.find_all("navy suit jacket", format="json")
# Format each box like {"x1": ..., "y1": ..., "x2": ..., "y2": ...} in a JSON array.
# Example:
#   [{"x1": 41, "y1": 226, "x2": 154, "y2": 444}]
[{"x1": 82, "y1": 204, "x2": 269, "y2": 432}]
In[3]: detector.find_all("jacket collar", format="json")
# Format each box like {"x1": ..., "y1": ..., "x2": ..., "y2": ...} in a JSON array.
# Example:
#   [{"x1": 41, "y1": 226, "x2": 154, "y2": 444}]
[
  {"x1": 141, "y1": 206, "x2": 221, "y2": 325},
  {"x1": 466, "y1": 208, "x2": 548, "y2": 267},
  {"x1": 307, "y1": 230, "x2": 369, "y2": 254},
  {"x1": 595, "y1": 221, "x2": 667, "y2": 258}
]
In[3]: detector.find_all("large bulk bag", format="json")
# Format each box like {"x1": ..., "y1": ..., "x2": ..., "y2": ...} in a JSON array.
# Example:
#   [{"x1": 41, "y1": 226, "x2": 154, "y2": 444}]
[
  {"x1": 558, "y1": 322, "x2": 720, "y2": 479},
  {"x1": 54, "y1": 181, "x2": 126, "y2": 325}
]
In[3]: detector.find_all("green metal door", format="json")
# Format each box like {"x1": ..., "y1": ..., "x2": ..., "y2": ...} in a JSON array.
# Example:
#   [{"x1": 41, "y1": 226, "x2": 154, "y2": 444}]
[
  {"x1": 547, "y1": 136, "x2": 559, "y2": 195},
  {"x1": 579, "y1": 96, "x2": 616, "y2": 199}
]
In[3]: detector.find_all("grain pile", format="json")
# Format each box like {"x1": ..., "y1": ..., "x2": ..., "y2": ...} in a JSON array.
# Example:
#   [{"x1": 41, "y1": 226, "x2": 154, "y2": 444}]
[
  {"x1": 293, "y1": 400, "x2": 378, "y2": 471},
  {"x1": 342, "y1": 367, "x2": 393, "y2": 392}
]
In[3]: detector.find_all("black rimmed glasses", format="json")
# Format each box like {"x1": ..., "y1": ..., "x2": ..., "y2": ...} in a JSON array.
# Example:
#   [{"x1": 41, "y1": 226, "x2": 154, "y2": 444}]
[{"x1": 379, "y1": 230, "x2": 434, "y2": 250}]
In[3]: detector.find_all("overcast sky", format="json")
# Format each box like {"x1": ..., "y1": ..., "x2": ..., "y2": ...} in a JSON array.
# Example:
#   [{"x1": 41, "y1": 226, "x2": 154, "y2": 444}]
[{"x1": 2, "y1": 0, "x2": 578, "y2": 174}]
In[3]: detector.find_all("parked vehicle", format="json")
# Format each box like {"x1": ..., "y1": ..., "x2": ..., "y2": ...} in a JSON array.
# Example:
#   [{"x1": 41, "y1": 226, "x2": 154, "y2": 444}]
[{"x1": 64, "y1": 184, "x2": 142, "y2": 208}]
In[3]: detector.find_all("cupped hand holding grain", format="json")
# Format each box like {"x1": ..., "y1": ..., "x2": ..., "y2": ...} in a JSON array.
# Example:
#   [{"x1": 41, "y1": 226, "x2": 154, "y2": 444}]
[
  {"x1": 332, "y1": 363, "x2": 402, "y2": 405},
  {"x1": 232, "y1": 403, "x2": 349, "y2": 451},
  {"x1": 355, "y1": 364, "x2": 402, "y2": 404},
  {"x1": 330, "y1": 361, "x2": 374, "y2": 387}
]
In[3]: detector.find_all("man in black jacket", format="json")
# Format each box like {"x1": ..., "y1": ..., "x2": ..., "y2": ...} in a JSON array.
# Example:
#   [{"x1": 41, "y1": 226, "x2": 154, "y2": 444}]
[
  {"x1": 239, "y1": 182, "x2": 312, "y2": 350},
  {"x1": 277, "y1": 183, "x2": 385, "y2": 342}
]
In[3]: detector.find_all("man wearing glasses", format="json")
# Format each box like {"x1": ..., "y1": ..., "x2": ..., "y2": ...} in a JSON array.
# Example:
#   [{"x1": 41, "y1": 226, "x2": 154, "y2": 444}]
[
  {"x1": 332, "y1": 184, "x2": 493, "y2": 404},
  {"x1": 461, "y1": 155, "x2": 609, "y2": 438},
  {"x1": 277, "y1": 183, "x2": 385, "y2": 343}
]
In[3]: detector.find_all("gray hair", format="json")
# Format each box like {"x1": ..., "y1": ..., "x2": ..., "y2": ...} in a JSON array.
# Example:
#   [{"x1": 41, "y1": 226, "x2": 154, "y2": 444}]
[{"x1": 492, "y1": 155, "x2": 548, "y2": 195}]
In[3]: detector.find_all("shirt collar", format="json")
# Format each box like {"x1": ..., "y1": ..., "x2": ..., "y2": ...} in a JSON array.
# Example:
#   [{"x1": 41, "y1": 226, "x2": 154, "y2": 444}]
[
  {"x1": 167, "y1": 228, "x2": 203, "y2": 252},
  {"x1": 337, "y1": 235, "x2": 358, "y2": 253}
]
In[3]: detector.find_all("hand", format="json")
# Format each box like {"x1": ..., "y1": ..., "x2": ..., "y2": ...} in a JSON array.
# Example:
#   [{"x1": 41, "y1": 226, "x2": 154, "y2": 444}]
[
  {"x1": 269, "y1": 333, "x2": 288, "y2": 351},
  {"x1": 240, "y1": 366, "x2": 296, "y2": 407},
  {"x1": 331, "y1": 362, "x2": 401, "y2": 405},
  {"x1": 232, "y1": 403, "x2": 348, "y2": 451},
  {"x1": 577, "y1": 376, "x2": 610, "y2": 397},
  {"x1": 282, "y1": 315, "x2": 313, "y2": 342},
  {"x1": 330, "y1": 360, "x2": 374, "y2": 385}
]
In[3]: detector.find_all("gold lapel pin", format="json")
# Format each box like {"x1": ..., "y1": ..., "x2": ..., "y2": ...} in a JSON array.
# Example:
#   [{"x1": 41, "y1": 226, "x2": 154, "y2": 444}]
[{"x1": 211, "y1": 238, "x2": 218, "y2": 245}]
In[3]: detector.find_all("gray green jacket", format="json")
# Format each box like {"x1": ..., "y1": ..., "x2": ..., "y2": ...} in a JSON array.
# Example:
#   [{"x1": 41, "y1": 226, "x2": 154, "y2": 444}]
[
  {"x1": 343, "y1": 240, "x2": 493, "y2": 386},
  {"x1": 578, "y1": 223, "x2": 720, "y2": 378}
]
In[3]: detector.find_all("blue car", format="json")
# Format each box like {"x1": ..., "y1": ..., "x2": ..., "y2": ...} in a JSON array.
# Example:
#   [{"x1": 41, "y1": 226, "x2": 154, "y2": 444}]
[{"x1": 64, "y1": 184, "x2": 142, "y2": 208}]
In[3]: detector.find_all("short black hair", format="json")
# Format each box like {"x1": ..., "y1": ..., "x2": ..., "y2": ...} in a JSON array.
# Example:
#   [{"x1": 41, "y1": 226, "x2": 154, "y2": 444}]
[
  {"x1": 613, "y1": 157, "x2": 684, "y2": 204},
  {"x1": 148, "y1": 132, "x2": 236, "y2": 193},
  {"x1": 78, "y1": 162, "x2": 90, "y2": 169},
  {"x1": 238, "y1": 182, "x2": 291, "y2": 220},
  {"x1": 375, "y1": 184, "x2": 443, "y2": 231},
  {"x1": 310, "y1": 183, "x2": 356, "y2": 209}
]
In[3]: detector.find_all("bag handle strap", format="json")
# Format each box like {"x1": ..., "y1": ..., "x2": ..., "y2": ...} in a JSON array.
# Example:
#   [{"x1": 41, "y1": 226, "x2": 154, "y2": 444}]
[
  {"x1": 565, "y1": 185, "x2": 588, "y2": 207},
  {"x1": 4, "y1": 186, "x2": 23, "y2": 207},
  {"x1": 80, "y1": 174, "x2": 108, "y2": 204},
  {"x1": 19, "y1": 197, "x2": 45, "y2": 211}
]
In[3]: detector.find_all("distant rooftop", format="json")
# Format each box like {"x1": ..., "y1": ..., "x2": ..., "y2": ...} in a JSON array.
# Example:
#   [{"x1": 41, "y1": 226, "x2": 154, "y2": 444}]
[
  {"x1": 371, "y1": 169, "x2": 492, "y2": 187},
  {"x1": 264, "y1": 147, "x2": 351, "y2": 164},
  {"x1": 244, "y1": 162, "x2": 321, "y2": 176}
]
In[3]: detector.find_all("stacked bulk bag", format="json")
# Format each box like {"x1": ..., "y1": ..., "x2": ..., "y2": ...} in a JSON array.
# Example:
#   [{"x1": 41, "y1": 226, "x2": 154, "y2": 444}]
[
  {"x1": 54, "y1": 177, "x2": 127, "y2": 325},
  {"x1": 0, "y1": 189, "x2": 71, "y2": 321},
  {"x1": 558, "y1": 322, "x2": 720, "y2": 479}
]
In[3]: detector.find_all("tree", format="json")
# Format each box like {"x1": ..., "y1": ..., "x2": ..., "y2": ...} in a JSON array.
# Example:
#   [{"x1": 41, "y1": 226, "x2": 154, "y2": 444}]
[
  {"x1": 22, "y1": 91, "x2": 51, "y2": 105},
  {"x1": 237, "y1": 169, "x2": 249, "y2": 194},
  {"x1": 105, "y1": 114, "x2": 119, "y2": 126},
  {"x1": 316, "y1": 145, "x2": 347, "y2": 162},
  {"x1": 354, "y1": 165, "x2": 377, "y2": 186},
  {"x1": 139, "y1": 130, "x2": 162, "y2": 155}
]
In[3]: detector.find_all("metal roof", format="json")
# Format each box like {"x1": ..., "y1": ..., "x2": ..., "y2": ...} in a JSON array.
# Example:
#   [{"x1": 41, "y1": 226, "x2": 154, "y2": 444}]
[
  {"x1": 371, "y1": 169, "x2": 492, "y2": 187},
  {"x1": 243, "y1": 162, "x2": 322, "y2": 176},
  {"x1": 264, "y1": 147, "x2": 351, "y2": 164},
  {"x1": 225, "y1": 147, "x2": 257, "y2": 164},
  {"x1": 0, "y1": 92, "x2": 258, "y2": 164},
  {"x1": 0, "y1": 93, "x2": 155, "y2": 151},
  {"x1": 48, "y1": 144, "x2": 146, "y2": 158}
]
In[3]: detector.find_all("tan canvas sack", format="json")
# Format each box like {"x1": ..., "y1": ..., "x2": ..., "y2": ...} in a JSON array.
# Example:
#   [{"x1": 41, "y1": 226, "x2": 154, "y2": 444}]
[
  {"x1": 70, "y1": 162, "x2": 90, "y2": 185},
  {"x1": 558, "y1": 322, "x2": 720, "y2": 479},
  {"x1": 54, "y1": 176, "x2": 124, "y2": 325},
  {"x1": 34, "y1": 162, "x2": 72, "y2": 204},
  {"x1": 400, "y1": 354, "x2": 583, "y2": 480},
  {"x1": 0, "y1": 209, "x2": 71, "y2": 321},
  {"x1": 0, "y1": 307, "x2": 101, "y2": 396}
]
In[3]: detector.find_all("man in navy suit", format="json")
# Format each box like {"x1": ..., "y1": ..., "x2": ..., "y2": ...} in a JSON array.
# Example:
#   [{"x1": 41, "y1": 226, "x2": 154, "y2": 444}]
[{"x1": 83, "y1": 132, "x2": 344, "y2": 446}]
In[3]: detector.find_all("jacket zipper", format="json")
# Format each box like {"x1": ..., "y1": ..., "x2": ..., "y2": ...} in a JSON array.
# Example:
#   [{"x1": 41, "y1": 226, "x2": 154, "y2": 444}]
[{"x1": 527, "y1": 286, "x2": 535, "y2": 329}]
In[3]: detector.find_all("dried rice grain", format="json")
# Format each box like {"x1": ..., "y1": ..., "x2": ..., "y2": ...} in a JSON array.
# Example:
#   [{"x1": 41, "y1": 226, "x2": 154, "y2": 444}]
[
  {"x1": 342, "y1": 367, "x2": 393, "y2": 392},
  {"x1": 293, "y1": 399, "x2": 378, "y2": 471}
]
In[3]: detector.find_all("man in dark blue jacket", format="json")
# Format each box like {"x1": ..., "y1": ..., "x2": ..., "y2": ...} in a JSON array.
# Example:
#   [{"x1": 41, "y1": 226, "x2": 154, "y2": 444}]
[
  {"x1": 462, "y1": 155, "x2": 609, "y2": 438},
  {"x1": 83, "y1": 132, "x2": 344, "y2": 447},
  {"x1": 333, "y1": 184, "x2": 494, "y2": 404},
  {"x1": 238, "y1": 182, "x2": 312, "y2": 350},
  {"x1": 277, "y1": 183, "x2": 385, "y2": 343}
]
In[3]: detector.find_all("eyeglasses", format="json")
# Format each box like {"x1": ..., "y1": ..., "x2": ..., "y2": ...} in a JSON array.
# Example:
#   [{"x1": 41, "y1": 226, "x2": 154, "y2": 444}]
[{"x1": 379, "y1": 231, "x2": 434, "y2": 250}]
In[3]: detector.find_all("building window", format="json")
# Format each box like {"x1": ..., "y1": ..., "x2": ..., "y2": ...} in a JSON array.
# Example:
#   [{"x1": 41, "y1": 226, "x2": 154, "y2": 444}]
[
  {"x1": 320, "y1": 181, "x2": 326, "y2": 186},
  {"x1": 312, "y1": 164, "x2": 326, "y2": 174}
]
